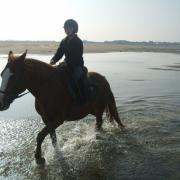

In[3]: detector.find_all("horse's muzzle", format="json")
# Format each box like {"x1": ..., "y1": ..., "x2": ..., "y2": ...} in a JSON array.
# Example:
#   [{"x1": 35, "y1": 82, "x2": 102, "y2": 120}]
[
  {"x1": 0, "y1": 103, "x2": 8, "y2": 111},
  {"x1": 0, "y1": 94, "x2": 11, "y2": 111}
]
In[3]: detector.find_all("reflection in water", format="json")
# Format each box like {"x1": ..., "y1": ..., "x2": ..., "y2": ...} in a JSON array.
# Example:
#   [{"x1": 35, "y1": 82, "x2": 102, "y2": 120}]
[{"x1": 0, "y1": 52, "x2": 180, "y2": 179}]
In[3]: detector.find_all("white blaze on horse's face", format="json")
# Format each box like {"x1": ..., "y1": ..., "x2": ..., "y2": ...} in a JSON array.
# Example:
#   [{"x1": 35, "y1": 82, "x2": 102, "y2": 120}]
[
  {"x1": 0, "y1": 67, "x2": 14, "y2": 104},
  {"x1": 0, "y1": 67, "x2": 14, "y2": 91}
]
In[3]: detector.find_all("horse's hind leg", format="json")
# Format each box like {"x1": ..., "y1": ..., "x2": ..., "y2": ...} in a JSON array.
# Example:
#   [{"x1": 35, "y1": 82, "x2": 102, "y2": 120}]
[
  {"x1": 50, "y1": 130, "x2": 57, "y2": 147},
  {"x1": 95, "y1": 113, "x2": 103, "y2": 131}
]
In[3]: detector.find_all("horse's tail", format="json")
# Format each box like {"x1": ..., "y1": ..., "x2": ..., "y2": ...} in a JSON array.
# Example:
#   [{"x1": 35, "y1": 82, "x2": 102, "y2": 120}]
[
  {"x1": 105, "y1": 88, "x2": 124, "y2": 127},
  {"x1": 105, "y1": 89, "x2": 118, "y2": 122}
]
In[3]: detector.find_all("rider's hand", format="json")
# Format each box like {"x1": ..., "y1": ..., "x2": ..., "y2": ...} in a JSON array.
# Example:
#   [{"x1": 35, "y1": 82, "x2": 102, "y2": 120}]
[{"x1": 50, "y1": 59, "x2": 56, "y2": 65}]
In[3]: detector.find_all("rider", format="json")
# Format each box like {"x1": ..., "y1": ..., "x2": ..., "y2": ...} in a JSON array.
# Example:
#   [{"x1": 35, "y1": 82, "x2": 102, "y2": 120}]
[{"x1": 50, "y1": 19, "x2": 87, "y2": 103}]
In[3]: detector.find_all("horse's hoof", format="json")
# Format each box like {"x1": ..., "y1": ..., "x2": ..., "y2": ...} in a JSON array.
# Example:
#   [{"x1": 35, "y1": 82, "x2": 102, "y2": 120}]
[{"x1": 35, "y1": 157, "x2": 46, "y2": 165}]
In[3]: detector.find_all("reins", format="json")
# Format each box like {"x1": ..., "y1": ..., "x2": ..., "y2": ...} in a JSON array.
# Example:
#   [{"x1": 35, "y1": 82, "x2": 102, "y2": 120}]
[
  {"x1": 0, "y1": 90, "x2": 29, "y2": 99},
  {"x1": 16, "y1": 91, "x2": 30, "y2": 99}
]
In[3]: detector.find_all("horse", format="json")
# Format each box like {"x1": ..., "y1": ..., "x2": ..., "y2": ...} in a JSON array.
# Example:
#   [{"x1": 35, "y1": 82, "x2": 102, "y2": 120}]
[{"x1": 0, "y1": 50, "x2": 124, "y2": 164}]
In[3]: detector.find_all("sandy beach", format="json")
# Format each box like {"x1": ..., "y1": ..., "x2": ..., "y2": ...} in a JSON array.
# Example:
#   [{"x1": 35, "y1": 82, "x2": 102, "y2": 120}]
[{"x1": 0, "y1": 41, "x2": 180, "y2": 55}]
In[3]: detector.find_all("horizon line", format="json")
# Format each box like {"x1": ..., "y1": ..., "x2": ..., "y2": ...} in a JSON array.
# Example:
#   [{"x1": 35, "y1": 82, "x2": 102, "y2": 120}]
[{"x1": 0, "y1": 39, "x2": 180, "y2": 43}]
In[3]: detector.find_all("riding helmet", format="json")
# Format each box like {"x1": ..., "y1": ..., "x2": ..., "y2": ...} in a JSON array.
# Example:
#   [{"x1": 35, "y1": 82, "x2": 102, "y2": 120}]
[{"x1": 64, "y1": 19, "x2": 78, "y2": 33}]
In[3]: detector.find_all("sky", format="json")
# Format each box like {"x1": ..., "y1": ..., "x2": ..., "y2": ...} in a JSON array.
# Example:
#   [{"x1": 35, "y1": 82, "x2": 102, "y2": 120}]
[{"x1": 0, "y1": 0, "x2": 180, "y2": 42}]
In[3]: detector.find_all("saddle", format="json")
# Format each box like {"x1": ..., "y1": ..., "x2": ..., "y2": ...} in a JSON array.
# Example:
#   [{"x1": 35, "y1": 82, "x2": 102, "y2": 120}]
[{"x1": 56, "y1": 62, "x2": 97, "y2": 104}]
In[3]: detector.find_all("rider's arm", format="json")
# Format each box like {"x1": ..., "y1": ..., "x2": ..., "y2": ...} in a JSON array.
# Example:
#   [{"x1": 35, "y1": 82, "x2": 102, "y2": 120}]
[{"x1": 51, "y1": 40, "x2": 65, "y2": 63}]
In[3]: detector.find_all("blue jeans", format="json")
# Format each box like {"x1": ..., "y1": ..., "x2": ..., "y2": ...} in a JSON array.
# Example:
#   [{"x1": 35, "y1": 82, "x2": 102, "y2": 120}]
[
  {"x1": 71, "y1": 66, "x2": 87, "y2": 103},
  {"x1": 73, "y1": 66, "x2": 84, "y2": 81}
]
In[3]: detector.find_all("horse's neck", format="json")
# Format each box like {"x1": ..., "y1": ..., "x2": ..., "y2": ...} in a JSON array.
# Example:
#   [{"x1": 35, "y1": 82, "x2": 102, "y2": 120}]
[{"x1": 24, "y1": 59, "x2": 57, "y2": 94}]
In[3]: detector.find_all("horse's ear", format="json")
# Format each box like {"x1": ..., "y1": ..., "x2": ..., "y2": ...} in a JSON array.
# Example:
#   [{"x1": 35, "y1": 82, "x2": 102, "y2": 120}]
[
  {"x1": 8, "y1": 51, "x2": 15, "y2": 62},
  {"x1": 19, "y1": 50, "x2": 27, "y2": 61}
]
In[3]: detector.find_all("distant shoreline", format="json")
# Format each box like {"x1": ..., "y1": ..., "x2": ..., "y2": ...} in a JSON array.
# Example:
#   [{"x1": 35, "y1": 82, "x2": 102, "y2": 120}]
[{"x1": 0, "y1": 41, "x2": 180, "y2": 55}]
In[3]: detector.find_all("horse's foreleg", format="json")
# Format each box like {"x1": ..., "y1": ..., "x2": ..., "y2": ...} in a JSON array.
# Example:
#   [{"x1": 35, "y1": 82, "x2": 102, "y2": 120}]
[
  {"x1": 41, "y1": 116, "x2": 57, "y2": 148},
  {"x1": 35, "y1": 126, "x2": 50, "y2": 164},
  {"x1": 35, "y1": 121, "x2": 60, "y2": 164},
  {"x1": 50, "y1": 130, "x2": 57, "y2": 147}
]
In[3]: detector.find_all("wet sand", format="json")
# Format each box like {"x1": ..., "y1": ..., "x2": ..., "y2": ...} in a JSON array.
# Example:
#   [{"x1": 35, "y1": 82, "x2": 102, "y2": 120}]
[{"x1": 0, "y1": 41, "x2": 180, "y2": 54}]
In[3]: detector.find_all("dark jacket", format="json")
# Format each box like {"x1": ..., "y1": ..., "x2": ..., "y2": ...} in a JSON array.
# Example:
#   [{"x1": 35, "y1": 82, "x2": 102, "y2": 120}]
[{"x1": 52, "y1": 35, "x2": 84, "y2": 69}]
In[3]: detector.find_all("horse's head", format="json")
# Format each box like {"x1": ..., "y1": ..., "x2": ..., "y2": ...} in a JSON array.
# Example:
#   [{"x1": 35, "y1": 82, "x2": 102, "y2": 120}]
[{"x1": 0, "y1": 50, "x2": 27, "y2": 110}]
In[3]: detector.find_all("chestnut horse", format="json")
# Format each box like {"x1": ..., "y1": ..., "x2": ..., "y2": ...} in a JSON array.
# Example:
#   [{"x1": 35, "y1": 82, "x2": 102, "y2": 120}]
[{"x1": 0, "y1": 51, "x2": 124, "y2": 164}]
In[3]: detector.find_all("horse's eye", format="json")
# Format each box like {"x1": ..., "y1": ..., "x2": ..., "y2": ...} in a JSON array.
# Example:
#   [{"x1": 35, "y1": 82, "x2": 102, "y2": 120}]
[{"x1": 10, "y1": 74, "x2": 16, "y2": 78}]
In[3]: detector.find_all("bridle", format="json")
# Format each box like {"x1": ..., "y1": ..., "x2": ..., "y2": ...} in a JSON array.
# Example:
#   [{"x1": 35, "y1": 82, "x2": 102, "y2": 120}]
[{"x1": 0, "y1": 63, "x2": 30, "y2": 101}]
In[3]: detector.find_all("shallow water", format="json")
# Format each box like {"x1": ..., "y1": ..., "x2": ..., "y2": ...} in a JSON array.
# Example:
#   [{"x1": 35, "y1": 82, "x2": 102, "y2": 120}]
[{"x1": 0, "y1": 52, "x2": 180, "y2": 179}]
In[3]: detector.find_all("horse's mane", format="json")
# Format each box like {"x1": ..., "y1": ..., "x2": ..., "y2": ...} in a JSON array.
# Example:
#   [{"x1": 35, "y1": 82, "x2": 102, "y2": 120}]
[{"x1": 24, "y1": 58, "x2": 57, "y2": 79}]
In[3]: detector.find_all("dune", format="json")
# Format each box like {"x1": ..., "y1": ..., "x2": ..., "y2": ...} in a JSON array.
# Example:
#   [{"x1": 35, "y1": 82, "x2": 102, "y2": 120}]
[{"x1": 0, "y1": 41, "x2": 180, "y2": 54}]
